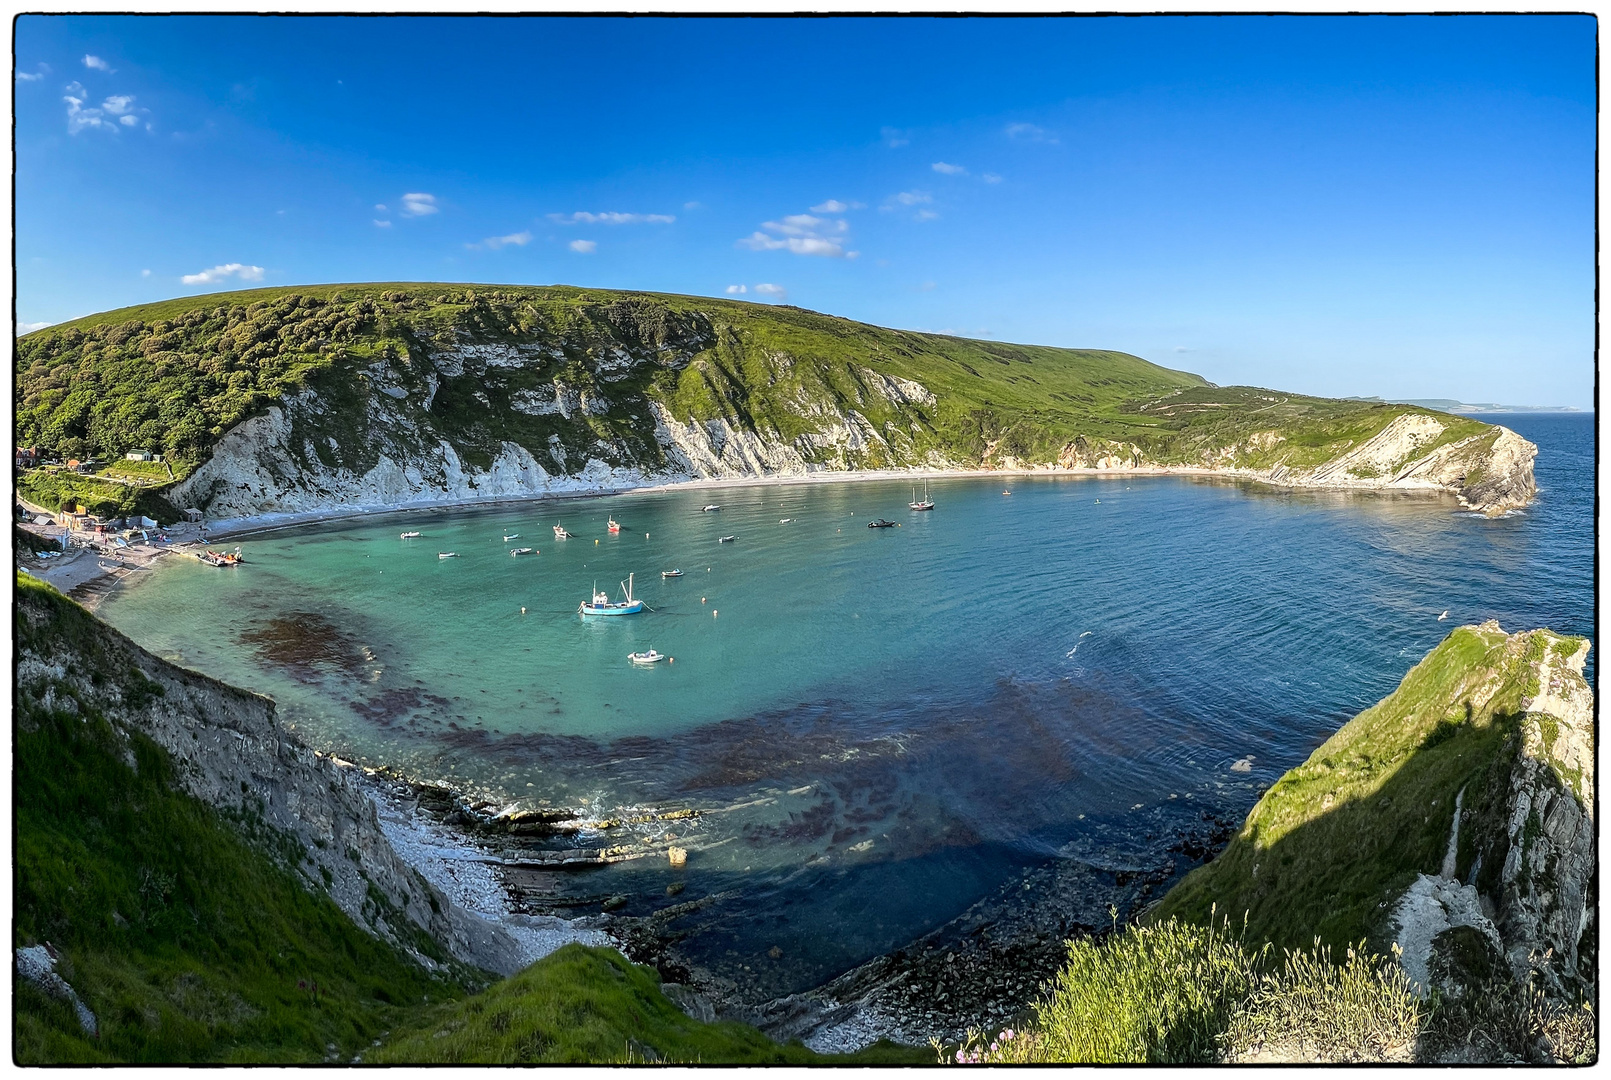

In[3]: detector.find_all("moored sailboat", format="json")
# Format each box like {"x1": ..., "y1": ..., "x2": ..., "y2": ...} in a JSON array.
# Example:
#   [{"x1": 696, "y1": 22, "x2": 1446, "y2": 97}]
[
  {"x1": 910, "y1": 482, "x2": 935, "y2": 511},
  {"x1": 580, "y1": 573, "x2": 645, "y2": 616}
]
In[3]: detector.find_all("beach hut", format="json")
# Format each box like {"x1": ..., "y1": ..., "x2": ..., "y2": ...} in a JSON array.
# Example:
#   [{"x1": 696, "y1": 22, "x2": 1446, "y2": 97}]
[{"x1": 183, "y1": 508, "x2": 204, "y2": 523}]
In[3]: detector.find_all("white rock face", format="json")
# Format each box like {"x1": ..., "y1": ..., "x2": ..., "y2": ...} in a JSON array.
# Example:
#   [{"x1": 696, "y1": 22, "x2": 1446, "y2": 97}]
[{"x1": 1391, "y1": 873, "x2": 1506, "y2": 996}]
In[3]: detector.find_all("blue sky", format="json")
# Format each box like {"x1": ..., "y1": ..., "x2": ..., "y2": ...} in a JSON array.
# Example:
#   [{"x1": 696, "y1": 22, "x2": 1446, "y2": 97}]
[{"x1": 15, "y1": 15, "x2": 1596, "y2": 407}]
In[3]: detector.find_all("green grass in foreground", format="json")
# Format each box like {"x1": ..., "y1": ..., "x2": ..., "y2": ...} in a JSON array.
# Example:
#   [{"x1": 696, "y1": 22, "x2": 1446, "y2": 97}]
[
  {"x1": 948, "y1": 915, "x2": 1420, "y2": 1064},
  {"x1": 369, "y1": 943, "x2": 926, "y2": 1064}
]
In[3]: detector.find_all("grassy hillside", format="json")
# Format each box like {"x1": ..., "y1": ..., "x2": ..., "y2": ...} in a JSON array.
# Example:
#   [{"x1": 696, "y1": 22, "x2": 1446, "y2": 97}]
[
  {"x1": 12, "y1": 573, "x2": 917, "y2": 1064},
  {"x1": 15, "y1": 283, "x2": 1487, "y2": 498},
  {"x1": 368, "y1": 944, "x2": 921, "y2": 1064},
  {"x1": 1148, "y1": 623, "x2": 1586, "y2": 953}
]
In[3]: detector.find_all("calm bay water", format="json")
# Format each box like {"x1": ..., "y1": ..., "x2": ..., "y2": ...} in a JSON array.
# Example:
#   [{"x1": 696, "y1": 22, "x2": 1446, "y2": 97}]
[{"x1": 99, "y1": 413, "x2": 1593, "y2": 995}]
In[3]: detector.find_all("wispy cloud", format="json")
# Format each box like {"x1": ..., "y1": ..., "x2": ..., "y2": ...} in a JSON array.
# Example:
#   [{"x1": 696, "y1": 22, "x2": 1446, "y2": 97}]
[
  {"x1": 399, "y1": 192, "x2": 439, "y2": 217},
  {"x1": 983, "y1": 173, "x2": 1003, "y2": 184},
  {"x1": 83, "y1": 54, "x2": 113, "y2": 72},
  {"x1": 140, "y1": 269, "x2": 151, "y2": 277},
  {"x1": 374, "y1": 203, "x2": 387, "y2": 212},
  {"x1": 569, "y1": 239, "x2": 597, "y2": 254},
  {"x1": 468, "y1": 231, "x2": 532, "y2": 250},
  {"x1": 683, "y1": 201, "x2": 702, "y2": 210},
  {"x1": 738, "y1": 209, "x2": 858, "y2": 258},
  {"x1": 931, "y1": 161, "x2": 967, "y2": 176},
  {"x1": 181, "y1": 263, "x2": 264, "y2": 286},
  {"x1": 881, "y1": 126, "x2": 911, "y2": 148},
  {"x1": 1006, "y1": 122, "x2": 1057, "y2": 144},
  {"x1": 885, "y1": 191, "x2": 933, "y2": 210},
  {"x1": 16, "y1": 63, "x2": 49, "y2": 82},
  {"x1": 725, "y1": 285, "x2": 747, "y2": 294},
  {"x1": 915, "y1": 209, "x2": 939, "y2": 222},
  {"x1": 374, "y1": 219, "x2": 392, "y2": 228},
  {"x1": 809, "y1": 199, "x2": 865, "y2": 213},
  {"x1": 64, "y1": 90, "x2": 143, "y2": 134},
  {"x1": 754, "y1": 284, "x2": 787, "y2": 301},
  {"x1": 547, "y1": 211, "x2": 675, "y2": 225},
  {"x1": 18, "y1": 320, "x2": 54, "y2": 333}
]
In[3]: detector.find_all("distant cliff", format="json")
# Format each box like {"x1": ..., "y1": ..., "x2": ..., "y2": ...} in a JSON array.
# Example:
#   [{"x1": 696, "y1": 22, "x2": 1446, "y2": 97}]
[{"x1": 17, "y1": 284, "x2": 1536, "y2": 525}]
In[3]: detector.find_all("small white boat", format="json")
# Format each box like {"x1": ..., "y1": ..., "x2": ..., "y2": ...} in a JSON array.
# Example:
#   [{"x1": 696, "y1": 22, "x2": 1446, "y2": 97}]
[
  {"x1": 511, "y1": 547, "x2": 534, "y2": 556},
  {"x1": 400, "y1": 531, "x2": 421, "y2": 539},
  {"x1": 503, "y1": 533, "x2": 520, "y2": 542},
  {"x1": 702, "y1": 504, "x2": 721, "y2": 512},
  {"x1": 779, "y1": 518, "x2": 792, "y2": 524},
  {"x1": 608, "y1": 519, "x2": 621, "y2": 533},
  {"x1": 628, "y1": 649, "x2": 666, "y2": 665},
  {"x1": 661, "y1": 569, "x2": 683, "y2": 578},
  {"x1": 718, "y1": 535, "x2": 737, "y2": 543},
  {"x1": 438, "y1": 552, "x2": 459, "y2": 560},
  {"x1": 553, "y1": 525, "x2": 572, "y2": 539}
]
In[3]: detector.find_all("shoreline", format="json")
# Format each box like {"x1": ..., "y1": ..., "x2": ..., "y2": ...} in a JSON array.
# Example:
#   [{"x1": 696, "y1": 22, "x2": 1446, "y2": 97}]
[{"x1": 202, "y1": 462, "x2": 1466, "y2": 541}]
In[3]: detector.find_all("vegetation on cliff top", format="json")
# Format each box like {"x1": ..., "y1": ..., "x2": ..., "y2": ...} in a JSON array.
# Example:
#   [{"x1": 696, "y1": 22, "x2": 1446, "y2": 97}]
[
  {"x1": 1148, "y1": 623, "x2": 1587, "y2": 955},
  {"x1": 17, "y1": 283, "x2": 1488, "y2": 498}
]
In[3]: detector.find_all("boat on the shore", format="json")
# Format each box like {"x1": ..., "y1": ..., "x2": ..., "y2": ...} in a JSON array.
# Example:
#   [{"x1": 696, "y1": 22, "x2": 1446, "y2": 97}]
[
  {"x1": 910, "y1": 482, "x2": 935, "y2": 511},
  {"x1": 580, "y1": 573, "x2": 644, "y2": 616},
  {"x1": 661, "y1": 569, "x2": 683, "y2": 578},
  {"x1": 702, "y1": 504, "x2": 721, "y2": 512},
  {"x1": 868, "y1": 519, "x2": 899, "y2": 529},
  {"x1": 400, "y1": 531, "x2": 421, "y2": 539},
  {"x1": 607, "y1": 519, "x2": 621, "y2": 533},
  {"x1": 197, "y1": 548, "x2": 245, "y2": 567},
  {"x1": 553, "y1": 525, "x2": 572, "y2": 539},
  {"x1": 510, "y1": 547, "x2": 534, "y2": 556},
  {"x1": 718, "y1": 535, "x2": 737, "y2": 543},
  {"x1": 438, "y1": 552, "x2": 459, "y2": 560},
  {"x1": 627, "y1": 649, "x2": 666, "y2": 664}
]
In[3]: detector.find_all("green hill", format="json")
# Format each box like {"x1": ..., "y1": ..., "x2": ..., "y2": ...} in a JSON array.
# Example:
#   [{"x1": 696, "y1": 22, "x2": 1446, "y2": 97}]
[{"x1": 15, "y1": 283, "x2": 1516, "y2": 521}]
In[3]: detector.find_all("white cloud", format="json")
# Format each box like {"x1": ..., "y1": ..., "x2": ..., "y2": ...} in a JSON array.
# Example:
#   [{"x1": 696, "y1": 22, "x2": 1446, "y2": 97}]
[
  {"x1": 725, "y1": 285, "x2": 747, "y2": 294},
  {"x1": 890, "y1": 191, "x2": 932, "y2": 206},
  {"x1": 931, "y1": 161, "x2": 967, "y2": 175},
  {"x1": 881, "y1": 126, "x2": 910, "y2": 148},
  {"x1": 102, "y1": 94, "x2": 134, "y2": 114},
  {"x1": 18, "y1": 320, "x2": 54, "y2": 333},
  {"x1": 181, "y1": 263, "x2": 265, "y2": 286},
  {"x1": 119, "y1": 114, "x2": 137, "y2": 126},
  {"x1": 64, "y1": 93, "x2": 115, "y2": 134},
  {"x1": 83, "y1": 55, "x2": 112, "y2": 72},
  {"x1": 737, "y1": 208, "x2": 856, "y2": 258},
  {"x1": 1006, "y1": 122, "x2": 1057, "y2": 144},
  {"x1": 983, "y1": 173, "x2": 1003, "y2": 184},
  {"x1": 683, "y1": 201, "x2": 702, "y2": 210},
  {"x1": 140, "y1": 269, "x2": 151, "y2": 277},
  {"x1": 915, "y1": 209, "x2": 939, "y2": 222},
  {"x1": 547, "y1": 211, "x2": 675, "y2": 225},
  {"x1": 809, "y1": 199, "x2": 865, "y2": 213},
  {"x1": 754, "y1": 284, "x2": 787, "y2": 301},
  {"x1": 469, "y1": 231, "x2": 532, "y2": 250},
  {"x1": 374, "y1": 203, "x2": 387, "y2": 212},
  {"x1": 16, "y1": 68, "x2": 44, "y2": 82},
  {"x1": 569, "y1": 239, "x2": 597, "y2": 254},
  {"x1": 400, "y1": 192, "x2": 438, "y2": 217},
  {"x1": 374, "y1": 219, "x2": 392, "y2": 228}
]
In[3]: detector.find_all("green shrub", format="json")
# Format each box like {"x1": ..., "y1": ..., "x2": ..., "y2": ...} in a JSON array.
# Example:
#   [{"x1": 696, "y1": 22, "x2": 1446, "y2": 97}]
[{"x1": 943, "y1": 914, "x2": 1422, "y2": 1064}]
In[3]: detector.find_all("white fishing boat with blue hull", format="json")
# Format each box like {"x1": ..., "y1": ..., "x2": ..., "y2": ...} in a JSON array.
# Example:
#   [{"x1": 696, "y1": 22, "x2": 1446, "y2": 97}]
[{"x1": 580, "y1": 573, "x2": 644, "y2": 616}]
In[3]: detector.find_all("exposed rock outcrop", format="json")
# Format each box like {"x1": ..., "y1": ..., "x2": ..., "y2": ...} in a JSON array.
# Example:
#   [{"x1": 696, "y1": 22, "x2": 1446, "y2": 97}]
[{"x1": 15, "y1": 581, "x2": 527, "y2": 977}]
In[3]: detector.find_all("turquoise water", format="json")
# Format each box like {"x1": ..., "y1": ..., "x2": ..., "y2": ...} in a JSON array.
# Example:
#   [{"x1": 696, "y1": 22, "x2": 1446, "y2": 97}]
[{"x1": 98, "y1": 413, "x2": 1593, "y2": 995}]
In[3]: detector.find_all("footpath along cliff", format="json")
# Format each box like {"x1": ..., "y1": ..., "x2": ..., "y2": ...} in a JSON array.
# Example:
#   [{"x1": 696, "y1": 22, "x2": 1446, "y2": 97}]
[{"x1": 17, "y1": 285, "x2": 1536, "y2": 528}]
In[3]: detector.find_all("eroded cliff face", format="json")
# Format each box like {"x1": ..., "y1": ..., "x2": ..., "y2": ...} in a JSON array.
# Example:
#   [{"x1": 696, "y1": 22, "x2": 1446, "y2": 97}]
[
  {"x1": 1389, "y1": 628, "x2": 1592, "y2": 1003},
  {"x1": 14, "y1": 583, "x2": 526, "y2": 977},
  {"x1": 167, "y1": 330, "x2": 1537, "y2": 526}
]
